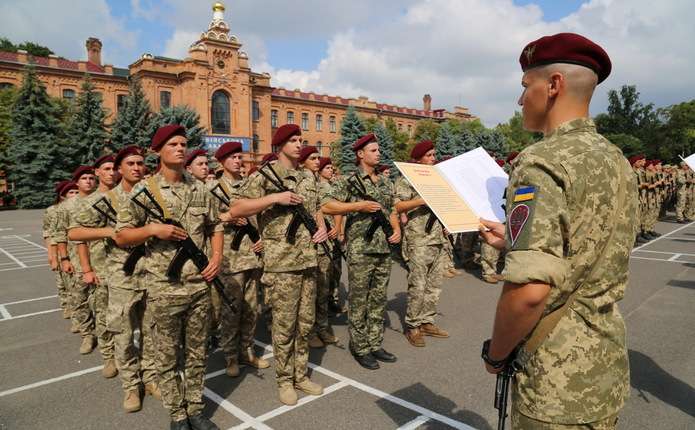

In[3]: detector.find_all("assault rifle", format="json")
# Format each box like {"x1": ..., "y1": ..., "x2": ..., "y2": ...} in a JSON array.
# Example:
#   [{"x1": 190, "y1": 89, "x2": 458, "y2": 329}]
[
  {"x1": 209, "y1": 183, "x2": 261, "y2": 254},
  {"x1": 92, "y1": 196, "x2": 145, "y2": 276},
  {"x1": 425, "y1": 210, "x2": 456, "y2": 248},
  {"x1": 482, "y1": 340, "x2": 520, "y2": 430},
  {"x1": 346, "y1": 173, "x2": 394, "y2": 242},
  {"x1": 130, "y1": 186, "x2": 236, "y2": 313}
]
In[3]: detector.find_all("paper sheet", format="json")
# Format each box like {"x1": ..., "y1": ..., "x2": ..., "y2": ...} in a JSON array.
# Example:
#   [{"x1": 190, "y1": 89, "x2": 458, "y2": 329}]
[{"x1": 680, "y1": 154, "x2": 695, "y2": 171}]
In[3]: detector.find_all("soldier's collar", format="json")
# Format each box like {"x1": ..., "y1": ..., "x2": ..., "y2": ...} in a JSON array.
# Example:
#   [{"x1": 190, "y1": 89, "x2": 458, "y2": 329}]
[
  {"x1": 546, "y1": 117, "x2": 596, "y2": 139},
  {"x1": 154, "y1": 171, "x2": 194, "y2": 188}
]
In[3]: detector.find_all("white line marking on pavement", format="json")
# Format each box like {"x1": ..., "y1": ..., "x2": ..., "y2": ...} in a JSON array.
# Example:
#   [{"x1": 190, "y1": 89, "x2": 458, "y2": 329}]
[
  {"x1": 0, "y1": 247, "x2": 26, "y2": 268},
  {"x1": 632, "y1": 221, "x2": 695, "y2": 252},
  {"x1": 665, "y1": 236, "x2": 695, "y2": 241},
  {"x1": 0, "y1": 305, "x2": 12, "y2": 319},
  {"x1": 0, "y1": 234, "x2": 30, "y2": 239},
  {"x1": 0, "y1": 308, "x2": 60, "y2": 322},
  {"x1": 397, "y1": 415, "x2": 431, "y2": 430},
  {"x1": 11, "y1": 235, "x2": 48, "y2": 250},
  {"x1": 668, "y1": 253, "x2": 683, "y2": 261},
  {"x1": 0, "y1": 365, "x2": 103, "y2": 398},
  {"x1": 630, "y1": 256, "x2": 682, "y2": 263},
  {"x1": 203, "y1": 388, "x2": 272, "y2": 430},
  {"x1": 634, "y1": 250, "x2": 695, "y2": 256},
  {"x1": 0, "y1": 228, "x2": 14, "y2": 232},
  {"x1": 0, "y1": 264, "x2": 48, "y2": 272},
  {"x1": 1, "y1": 294, "x2": 58, "y2": 306}
]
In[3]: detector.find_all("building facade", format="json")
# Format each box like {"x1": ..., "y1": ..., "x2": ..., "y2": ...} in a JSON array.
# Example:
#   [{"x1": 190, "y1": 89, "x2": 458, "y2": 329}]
[{"x1": 0, "y1": 2, "x2": 476, "y2": 163}]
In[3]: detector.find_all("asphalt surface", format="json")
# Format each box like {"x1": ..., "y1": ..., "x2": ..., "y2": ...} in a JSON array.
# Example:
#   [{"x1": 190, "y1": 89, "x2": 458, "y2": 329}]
[{"x1": 0, "y1": 209, "x2": 693, "y2": 430}]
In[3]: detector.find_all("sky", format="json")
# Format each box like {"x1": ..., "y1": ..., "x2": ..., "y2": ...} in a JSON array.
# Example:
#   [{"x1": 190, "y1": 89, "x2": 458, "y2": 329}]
[{"x1": 1, "y1": 0, "x2": 694, "y2": 126}]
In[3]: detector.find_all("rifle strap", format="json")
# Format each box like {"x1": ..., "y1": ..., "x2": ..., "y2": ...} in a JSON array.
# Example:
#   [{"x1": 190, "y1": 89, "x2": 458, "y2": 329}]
[
  {"x1": 521, "y1": 159, "x2": 628, "y2": 358},
  {"x1": 146, "y1": 176, "x2": 173, "y2": 220},
  {"x1": 218, "y1": 179, "x2": 233, "y2": 206},
  {"x1": 107, "y1": 189, "x2": 120, "y2": 214}
]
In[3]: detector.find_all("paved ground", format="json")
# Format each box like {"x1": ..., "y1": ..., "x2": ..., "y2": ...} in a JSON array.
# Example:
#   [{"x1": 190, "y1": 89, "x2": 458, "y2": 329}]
[{"x1": 0, "y1": 209, "x2": 693, "y2": 430}]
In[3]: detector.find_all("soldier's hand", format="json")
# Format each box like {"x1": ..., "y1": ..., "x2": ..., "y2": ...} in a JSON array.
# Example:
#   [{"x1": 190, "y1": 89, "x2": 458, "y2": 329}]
[
  {"x1": 252, "y1": 240, "x2": 263, "y2": 254},
  {"x1": 388, "y1": 229, "x2": 401, "y2": 244},
  {"x1": 219, "y1": 211, "x2": 234, "y2": 223},
  {"x1": 485, "y1": 362, "x2": 503, "y2": 375},
  {"x1": 82, "y1": 270, "x2": 98, "y2": 285},
  {"x1": 312, "y1": 226, "x2": 329, "y2": 244},
  {"x1": 61, "y1": 259, "x2": 74, "y2": 274},
  {"x1": 231, "y1": 217, "x2": 249, "y2": 226},
  {"x1": 399, "y1": 212, "x2": 409, "y2": 225},
  {"x1": 478, "y1": 219, "x2": 506, "y2": 250},
  {"x1": 274, "y1": 191, "x2": 304, "y2": 206},
  {"x1": 49, "y1": 256, "x2": 59, "y2": 271},
  {"x1": 327, "y1": 226, "x2": 339, "y2": 240},
  {"x1": 151, "y1": 224, "x2": 188, "y2": 241},
  {"x1": 359, "y1": 201, "x2": 382, "y2": 213},
  {"x1": 201, "y1": 256, "x2": 221, "y2": 281}
]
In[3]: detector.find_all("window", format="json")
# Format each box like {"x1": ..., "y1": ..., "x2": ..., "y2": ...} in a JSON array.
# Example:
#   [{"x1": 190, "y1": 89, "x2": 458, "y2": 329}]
[
  {"x1": 211, "y1": 90, "x2": 231, "y2": 134},
  {"x1": 302, "y1": 140, "x2": 308, "y2": 147},
  {"x1": 315, "y1": 114, "x2": 323, "y2": 131},
  {"x1": 398, "y1": 123, "x2": 403, "y2": 131},
  {"x1": 317, "y1": 141, "x2": 323, "y2": 154},
  {"x1": 407, "y1": 124, "x2": 412, "y2": 136},
  {"x1": 0, "y1": 82, "x2": 14, "y2": 90},
  {"x1": 287, "y1": 111, "x2": 295, "y2": 124},
  {"x1": 301, "y1": 113, "x2": 309, "y2": 131},
  {"x1": 253, "y1": 134, "x2": 259, "y2": 153},
  {"x1": 329, "y1": 115, "x2": 336, "y2": 133},
  {"x1": 160, "y1": 91, "x2": 171, "y2": 109},
  {"x1": 117, "y1": 94, "x2": 127, "y2": 112},
  {"x1": 62, "y1": 88, "x2": 75, "y2": 101},
  {"x1": 252, "y1": 100, "x2": 260, "y2": 122},
  {"x1": 271, "y1": 109, "x2": 278, "y2": 128}
]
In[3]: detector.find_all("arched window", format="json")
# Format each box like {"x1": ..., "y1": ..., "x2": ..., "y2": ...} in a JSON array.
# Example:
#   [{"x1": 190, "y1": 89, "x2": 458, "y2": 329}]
[
  {"x1": 0, "y1": 82, "x2": 14, "y2": 90},
  {"x1": 211, "y1": 90, "x2": 231, "y2": 134}
]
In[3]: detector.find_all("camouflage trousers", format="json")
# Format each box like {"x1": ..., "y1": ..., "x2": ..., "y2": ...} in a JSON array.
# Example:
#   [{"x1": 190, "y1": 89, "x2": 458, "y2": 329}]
[
  {"x1": 676, "y1": 188, "x2": 688, "y2": 221},
  {"x1": 646, "y1": 195, "x2": 659, "y2": 231},
  {"x1": 511, "y1": 408, "x2": 618, "y2": 429},
  {"x1": 150, "y1": 287, "x2": 211, "y2": 421},
  {"x1": 219, "y1": 268, "x2": 260, "y2": 365},
  {"x1": 443, "y1": 235, "x2": 455, "y2": 271},
  {"x1": 456, "y1": 232, "x2": 479, "y2": 266},
  {"x1": 314, "y1": 253, "x2": 332, "y2": 335},
  {"x1": 347, "y1": 253, "x2": 391, "y2": 356},
  {"x1": 107, "y1": 284, "x2": 157, "y2": 391},
  {"x1": 262, "y1": 268, "x2": 316, "y2": 387},
  {"x1": 480, "y1": 242, "x2": 504, "y2": 277},
  {"x1": 329, "y1": 246, "x2": 343, "y2": 303},
  {"x1": 55, "y1": 270, "x2": 70, "y2": 311},
  {"x1": 93, "y1": 283, "x2": 114, "y2": 360},
  {"x1": 405, "y1": 244, "x2": 445, "y2": 328},
  {"x1": 69, "y1": 274, "x2": 94, "y2": 338},
  {"x1": 637, "y1": 195, "x2": 648, "y2": 233}
]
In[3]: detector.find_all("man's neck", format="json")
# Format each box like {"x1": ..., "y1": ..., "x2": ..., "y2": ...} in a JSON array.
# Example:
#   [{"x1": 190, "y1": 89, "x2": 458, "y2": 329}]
[
  {"x1": 359, "y1": 162, "x2": 376, "y2": 177},
  {"x1": 160, "y1": 163, "x2": 184, "y2": 183},
  {"x1": 97, "y1": 182, "x2": 112, "y2": 193},
  {"x1": 278, "y1": 153, "x2": 298, "y2": 170},
  {"x1": 78, "y1": 190, "x2": 92, "y2": 198},
  {"x1": 542, "y1": 103, "x2": 590, "y2": 136},
  {"x1": 121, "y1": 179, "x2": 138, "y2": 193},
  {"x1": 223, "y1": 170, "x2": 242, "y2": 181}
]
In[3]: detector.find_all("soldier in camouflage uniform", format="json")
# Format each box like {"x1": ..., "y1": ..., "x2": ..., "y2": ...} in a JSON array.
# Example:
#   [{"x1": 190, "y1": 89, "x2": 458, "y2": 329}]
[
  {"x1": 211, "y1": 141, "x2": 268, "y2": 378},
  {"x1": 68, "y1": 155, "x2": 118, "y2": 378},
  {"x1": 676, "y1": 162, "x2": 690, "y2": 223},
  {"x1": 299, "y1": 148, "x2": 340, "y2": 349},
  {"x1": 395, "y1": 140, "x2": 449, "y2": 348},
  {"x1": 629, "y1": 156, "x2": 649, "y2": 244},
  {"x1": 230, "y1": 124, "x2": 328, "y2": 406},
  {"x1": 643, "y1": 160, "x2": 661, "y2": 238},
  {"x1": 115, "y1": 125, "x2": 222, "y2": 430},
  {"x1": 480, "y1": 33, "x2": 638, "y2": 429},
  {"x1": 322, "y1": 132, "x2": 401, "y2": 370},
  {"x1": 185, "y1": 148, "x2": 210, "y2": 182},
  {"x1": 318, "y1": 157, "x2": 344, "y2": 314},
  {"x1": 44, "y1": 181, "x2": 74, "y2": 319},
  {"x1": 55, "y1": 166, "x2": 97, "y2": 354}
]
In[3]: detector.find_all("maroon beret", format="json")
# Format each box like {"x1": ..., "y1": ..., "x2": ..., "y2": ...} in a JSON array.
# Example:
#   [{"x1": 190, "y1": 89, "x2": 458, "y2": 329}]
[
  {"x1": 114, "y1": 145, "x2": 143, "y2": 167},
  {"x1": 628, "y1": 155, "x2": 643, "y2": 166},
  {"x1": 72, "y1": 165, "x2": 94, "y2": 182},
  {"x1": 215, "y1": 141, "x2": 243, "y2": 162},
  {"x1": 506, "y1": 151, "x2": 520, "y2": 163},
  {"x1": 496, "y1": 159, "x2": 505, "y2": 167},
  {"x1": 151, "y1": 124, "x2": 186, "y2": 151},
  {"x1": 410, "y1": 140, "x2": 434, "y2": 160},
  {"x1": 298, "y1": 146, "x2": 318, "y2": 163},
  {"x1": 261, "y1": 153, "x2": 278, "y2": 163},
  {"x1": 55, "y1": 180, "x2": 70, "y2": 195},
  {"x1": 272, "y1": 124, "x2": 301, "y2": 147},
  {"x1": 59, "y1": 181, "x2": 78, "y2": 197},
  {"x1": 352, "y1": 133, "x2": 377, "y2": 151},
  {"x1": 520, "y1": 33, "x2": 612, "y2": 84},
  {"x1": 318, "y1": 157, "x2": 332, "y2": 172},
  {"x1": 184, "y1": 149, "x2": 208, "y2": 167},
  {"x1": 94, "y1": 154, "x2": 115, "y2": 168}
]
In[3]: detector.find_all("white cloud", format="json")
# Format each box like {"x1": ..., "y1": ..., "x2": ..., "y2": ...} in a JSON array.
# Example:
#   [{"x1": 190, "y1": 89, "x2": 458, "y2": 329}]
[{"x1": 162, "y1": 30, "x2": 199, "y2": 59}]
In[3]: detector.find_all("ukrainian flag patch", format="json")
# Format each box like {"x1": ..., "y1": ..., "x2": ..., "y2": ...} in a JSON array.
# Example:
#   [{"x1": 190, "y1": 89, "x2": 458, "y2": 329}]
[{"x1": 513, "y1": 186, "x2": 536, "y2": 202}]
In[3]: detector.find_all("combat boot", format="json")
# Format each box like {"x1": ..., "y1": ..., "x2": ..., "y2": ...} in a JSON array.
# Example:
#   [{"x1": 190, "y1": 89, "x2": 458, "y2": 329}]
[
  {"x1": 449, "y1": 268, "x2": 462, "y2": 276},
  {"x1": 62, "y1": 308, "x2": 71, "y2": 319},
  {"x1": 372, "y1": 348, "x2": 397, "y2": 363},
  {"x1": 420, "y1": 323, "x2": 450, "y2": 338},
  {"x1": 318, "y1": 329, "x2": 338, "y2": 345},
  {"x1": 482, "y1": 274, "x2": 501, "y2": 284},
  {"x1": 123, "y1": 389, "x2": 141, "y2": 413},
  {"x1": 405, "y1": 327, "x2": 425, "y2": 347},
  {"x1": 70, "y1": 320, "x2": 80, "y2": 333},
  {"x1": 144, "y1": 382, "x2": 162, "y2": 400},
  {"x1": 102, "y1": 359, "x2": 118, "y2": 378},
  {"x1": 278, "y1": 385, "x2": 298, "y2": 406},
  {"x1": 188, "y1": 414, "x2": 220, "y2": 430},
  {"x1": 353, "y1": 352, "x2": 379, "y2": 370},
  {"x1": 240, "y1": 348, "x2": 270, "y2": 369},
  {"x1": 226, "y1": 360, "x2": 240, "y2": 377},
  {"x1": 79, "y1": 335, "x2": 96, "y2": 354},
  {"x1": 294, "y1": 378, "x2": 323, "y2": 396},
  {"x1": 308, "y1": 333, "x2": 325, "y2": 348},
  {"x1": 170, "y1": 419, "x2": 191, "y2": 430}
]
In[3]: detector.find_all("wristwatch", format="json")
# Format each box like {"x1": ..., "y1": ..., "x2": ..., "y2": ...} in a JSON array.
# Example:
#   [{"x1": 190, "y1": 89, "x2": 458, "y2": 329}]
[
  {"x1": 481, "y1": 339, "x2": 507, "y2": 369},
  {"x1": 60, "y1": 256, "x2": 70, "y2": 262}
]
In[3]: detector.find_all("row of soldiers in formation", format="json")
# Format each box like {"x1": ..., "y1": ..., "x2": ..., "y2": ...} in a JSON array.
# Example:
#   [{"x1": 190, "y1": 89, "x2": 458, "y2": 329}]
[
  {"x1": 43, "y1": 123, "x2": 478, "y2": 430},
  {"x1": 627, "y1": 154, "x2": 695, "y2": 245}
]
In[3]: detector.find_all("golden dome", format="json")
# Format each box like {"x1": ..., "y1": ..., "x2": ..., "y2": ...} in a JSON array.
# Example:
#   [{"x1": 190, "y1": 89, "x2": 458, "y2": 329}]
[{"x1": 212, "y1": 2, "x2": 225, "y2": 12}]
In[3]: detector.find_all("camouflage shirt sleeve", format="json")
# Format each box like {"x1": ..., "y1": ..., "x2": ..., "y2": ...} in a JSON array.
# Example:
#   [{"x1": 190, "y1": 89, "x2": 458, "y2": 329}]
[
  {"x1": 502, "y1": 155, "x2": 569, "y2": 288},
  {"x1": 394, "y1": 176, "x2": 415, "y2": 204},
  {"x1": 115, "y1": 186, "x2": 147, "y2": 232},
  {"x1": 323, "y1": 177, "x2": 350, "y2": 205},
  {"x1": 241, "y1": 172, "x2": 267, "y2": 200}
]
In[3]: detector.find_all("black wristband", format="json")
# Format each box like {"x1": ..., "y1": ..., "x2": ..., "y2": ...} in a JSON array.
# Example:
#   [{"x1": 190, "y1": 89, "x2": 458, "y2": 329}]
[
  {"x1": 60, "y1": 256, "x2": 70, "y2": 262},
  {"x1": 481, "y1": 339, "x2": 507, "y2": 369}
]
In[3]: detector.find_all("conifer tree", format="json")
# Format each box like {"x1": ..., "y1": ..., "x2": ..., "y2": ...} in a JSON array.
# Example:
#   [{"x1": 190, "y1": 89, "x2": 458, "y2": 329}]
[
  {"x1": 372, "y1": 122, "x2": 394, "y2": 174},
  {"x1": 68, "y1": 75, "x2": 108, "y2": 164},
  {"x1": 338, "y1": 106, "x2": 365, "y2": 175},
  {"x1": 110, "y1": 77, "x2": 152, "y2": 151},
  {"x1": 5, "y1": 64, "x2": 67, "y2": 207},
  {"x1": 435, "y1": 121, "x2": 461, "y2": 160},
  {"x1": 476, "y1": 129, "x2": 507, "y2": 158}
]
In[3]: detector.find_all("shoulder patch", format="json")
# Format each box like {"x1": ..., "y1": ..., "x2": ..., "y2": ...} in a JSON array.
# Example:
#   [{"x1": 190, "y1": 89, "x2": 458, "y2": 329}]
[
  {"x1": 508, "y1": 204, "x2": 530, "y2": 246},
  {"x1": 514, "y1": 186, "x2": 535, "y2": 202}
]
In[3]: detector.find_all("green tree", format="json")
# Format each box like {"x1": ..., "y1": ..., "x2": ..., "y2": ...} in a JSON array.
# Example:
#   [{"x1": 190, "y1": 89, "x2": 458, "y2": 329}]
[
  {"x1": 110, "y1": 77, "x2": 153, "y2": 151},
  {"x1": 385, "y1": 117, "x2": 410, "y2": 162},
  {"x1": 5, "y1": 65, "x2": 67, "y2": 207},
  {"x1": 68, "y1": 75, "x2": 108, "y2": 164},
  {"x1": 605, "y1": 133, "x2": 644, "y2": 158},
  {"x1": 413, "y1": 119, "x2": 440, "y2": 143},
  {"x1": 0, "y1": 86, "x2": 16, "y2": 158},
  {"x1": 661, "y1": 100, "x2": 695, "y2": 159},
  {"x1": 495, "y1": 111, "x2": 541, "y2": 152},
  {"x1": 435, "y1": 121, "x2": 461, "y2": 160},
  {"x1": 372, "y1": 122, "x2": 394, "y2": 173},
  {"x1": 476, "y1": 129, "x2": 507, "y2": 157},
  {"x1": 0, "y1": 38, "x2": 54, "y2": 57},
  {"x1": 149, "y1": 105, "x2": 206, "y2": 149},
  {"x1": 337, "y1": 106, "x2": 365, "y2": 175}
]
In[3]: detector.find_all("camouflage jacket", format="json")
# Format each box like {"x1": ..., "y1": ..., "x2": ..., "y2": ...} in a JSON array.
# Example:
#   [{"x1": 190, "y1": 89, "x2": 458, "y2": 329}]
[
  {"x1": 324, "y1": 167, "x2": 394, "y2": 255},
  {"x1": 502, "y1": 118, "x2": 638, "y2": 423},
  {"x1": 393, "y1": 175, "x2": 445, "y2": 247},
  {"x1": 241, "y1": 163, "x2": 319, "y2": 272},
  {"x1": 115, "y1": 173, "x2": 222, "y2": 296},
  {"x1": 53, "y1": 195, "x2": 88, "y2": 273},
  {"x1": 43, "y1": 204, "x2": 59, "y2": 241},
  {"x1": 71, "y1": 190, "x2": 114, "y2": 274},
  {"x1": 210, "y1": 175, "x2": 262, "y2": 274}
]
